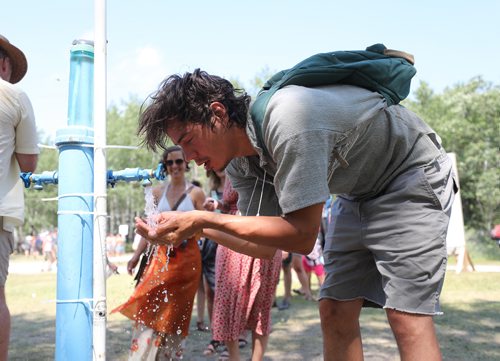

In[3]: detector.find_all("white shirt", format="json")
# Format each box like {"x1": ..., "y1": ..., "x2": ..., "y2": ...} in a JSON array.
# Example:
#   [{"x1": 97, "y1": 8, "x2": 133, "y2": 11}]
[{"x1": 0, "y1": 78, "x2": 39, "y2": 230}]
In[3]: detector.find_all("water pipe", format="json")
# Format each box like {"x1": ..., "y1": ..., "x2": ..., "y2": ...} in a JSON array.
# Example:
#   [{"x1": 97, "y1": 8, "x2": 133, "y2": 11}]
[
  {"x1": 20, "y1": 170, "x2": 58, "y2": 190},
  {"x1": 21, "y1": 163, "x2": 165, "y2": 190},
  {"x1": 107, "y1": 163, "x2": 166, "y2": 187},
  {"x1": 54, "y1": 39, "x2": 95, "y2": 361}
]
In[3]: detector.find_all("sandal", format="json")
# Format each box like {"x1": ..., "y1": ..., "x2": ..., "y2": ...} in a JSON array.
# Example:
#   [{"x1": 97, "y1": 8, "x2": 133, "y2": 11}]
[
  {"x1": 218, "y1": 349, "x2": 229, "y2": 361},
  {"x1": 203, "y1": 340, "x2": 222, "y2": 356},
  {"x1": 238, "y1": 338, "x2": 248, "y2": 349},
  {"x1": 278, "y1": 299, "x2": 291, "y2": 310},
  {"x1": 174, "y1": 349, "x2": 184, "y2": 361},
  {"x1": 196, "y1": 321, "x2": 209, "y2": 332},
  {"x1": 292, "y1": 288, "x2": 305, "y2": 296},
  {"x1": 161, "y1": 348, "x2": 184, "y2": 361}
]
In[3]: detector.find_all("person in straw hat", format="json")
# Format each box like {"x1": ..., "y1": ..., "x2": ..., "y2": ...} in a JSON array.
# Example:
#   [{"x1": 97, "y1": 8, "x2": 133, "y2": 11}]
[{"x1": 0, "y1": 34, "x2": 39, "y2": 361}]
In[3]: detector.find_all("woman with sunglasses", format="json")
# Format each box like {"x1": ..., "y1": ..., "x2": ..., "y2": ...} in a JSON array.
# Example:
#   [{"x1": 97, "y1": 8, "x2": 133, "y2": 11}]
[{"x1": 113, "y1": 145, "x2": 206, "y2": 360}]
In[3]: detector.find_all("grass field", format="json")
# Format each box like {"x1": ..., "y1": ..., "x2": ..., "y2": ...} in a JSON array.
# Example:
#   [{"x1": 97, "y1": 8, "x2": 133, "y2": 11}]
[{"x1": 6, "y1": 255, "x2": 500, "y2": 361}]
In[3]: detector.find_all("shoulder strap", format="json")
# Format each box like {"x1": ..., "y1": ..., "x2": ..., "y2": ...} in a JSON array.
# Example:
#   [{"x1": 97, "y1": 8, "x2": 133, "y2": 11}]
[{"x1": 171, "y1": 185, "x2": 194, "y2": 211}]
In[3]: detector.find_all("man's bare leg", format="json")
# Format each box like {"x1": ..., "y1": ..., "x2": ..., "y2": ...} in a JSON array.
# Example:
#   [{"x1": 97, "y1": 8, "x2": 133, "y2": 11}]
[
  {"x1": 386, "y1": 309, "x2": 442, "y2": 361},
  {"x1": 319, "y1": 298, "x2": 364, "y2": 361},
  {"x1": 0, "y1": 287, "x2": 10, "y2": 361}
]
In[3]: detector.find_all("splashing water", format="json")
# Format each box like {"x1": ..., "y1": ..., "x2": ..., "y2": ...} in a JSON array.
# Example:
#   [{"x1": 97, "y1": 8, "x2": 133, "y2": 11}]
[
  {"x1": 144, "y1": 186, "x2": 159, "y2": 228},
  {"x1": 143, "y1": 185, "x2": 173, "y2": 299},
  {"x1": 143, "y1": 186, "x2": 158, "y2": 258}
]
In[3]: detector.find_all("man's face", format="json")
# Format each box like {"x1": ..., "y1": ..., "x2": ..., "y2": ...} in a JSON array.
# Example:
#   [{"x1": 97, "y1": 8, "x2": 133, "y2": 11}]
[{"x1": 167, "y1": 119, "x2": 234, "y2": 172}]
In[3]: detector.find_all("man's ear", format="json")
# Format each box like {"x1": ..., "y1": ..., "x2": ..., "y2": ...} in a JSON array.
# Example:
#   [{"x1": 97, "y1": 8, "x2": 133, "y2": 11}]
[
  {"x1": 0, "y1": 57, "x2": 11, "y2": 81},
  {"x1": 209, "y1": 102, "x2": 228, "y2": 123}
]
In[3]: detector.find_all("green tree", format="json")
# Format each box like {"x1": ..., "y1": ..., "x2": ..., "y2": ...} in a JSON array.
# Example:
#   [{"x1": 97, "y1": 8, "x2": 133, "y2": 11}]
[
  {"x1": 406, "y1": 77, "x2": 500, "y2": 233},
  {"x1": 22, "y1": 137, "x2": 59, "y2": 236}
]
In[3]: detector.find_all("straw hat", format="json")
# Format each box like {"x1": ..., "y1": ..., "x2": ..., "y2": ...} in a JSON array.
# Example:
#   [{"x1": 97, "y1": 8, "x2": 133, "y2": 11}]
[{"x1": 0, "y1": 35, "x2": 27, "y2": 84}]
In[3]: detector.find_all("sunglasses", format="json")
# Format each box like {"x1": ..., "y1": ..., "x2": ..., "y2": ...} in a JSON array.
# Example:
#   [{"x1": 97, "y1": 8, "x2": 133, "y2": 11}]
[{"x1": 165, "y1": 159, "x2": 185, "y2": 166}]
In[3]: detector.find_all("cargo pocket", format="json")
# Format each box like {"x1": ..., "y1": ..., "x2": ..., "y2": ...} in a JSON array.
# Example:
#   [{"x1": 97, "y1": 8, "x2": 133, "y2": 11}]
[{"x1": 421, "y1": 154, "x2": 455, "y2": 213}]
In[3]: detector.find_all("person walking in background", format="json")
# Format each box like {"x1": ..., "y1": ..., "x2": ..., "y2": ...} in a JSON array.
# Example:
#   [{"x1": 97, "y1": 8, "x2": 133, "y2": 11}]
[
  {"x1": 278, "y1": 252, "x2": 314, "y2": 310},
  {"x1": 201, "y1": 170, "x2": 228, "y2": 355},
  {"x1": 0, "y1": 34, "x2": 39, "y2": 361},
  {"x1": 41, "y1": 230, "x2": 57, "y2": 272},
  {"x1": 195, "y1": 170, "x2": 223, "y2": 335},
  {"x1": 301, "y1": 229, "x2": 326, "y2": 299},
  {"x1": 207, "y1": 177, "x2": 281, "y2": 361},
  {"x1": 113, "y1": 146, "x2": 205, "y2": 360}
]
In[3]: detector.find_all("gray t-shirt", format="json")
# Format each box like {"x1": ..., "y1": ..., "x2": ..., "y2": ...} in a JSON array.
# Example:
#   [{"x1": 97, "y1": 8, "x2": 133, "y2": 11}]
[{"x1": 227, "y1": 84, "x2": 440, "y2": 216}]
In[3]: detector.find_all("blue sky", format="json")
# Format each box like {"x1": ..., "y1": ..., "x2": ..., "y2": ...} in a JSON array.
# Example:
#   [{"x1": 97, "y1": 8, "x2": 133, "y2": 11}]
[{"x1": 3, "y1": 0, "x2": 499, "y2": 137}]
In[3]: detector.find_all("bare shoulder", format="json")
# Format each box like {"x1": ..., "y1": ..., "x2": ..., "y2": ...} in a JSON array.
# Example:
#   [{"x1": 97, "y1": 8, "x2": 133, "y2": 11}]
[
  {"x1": 190, "y1": 185, "x2": 206, "y2": 210},
  {"x1": 190, "y1": 185, "x2": 206, "y2": 199},
  {"x1": 151, "y1": 183, "x2": 167, "y2": 200}
]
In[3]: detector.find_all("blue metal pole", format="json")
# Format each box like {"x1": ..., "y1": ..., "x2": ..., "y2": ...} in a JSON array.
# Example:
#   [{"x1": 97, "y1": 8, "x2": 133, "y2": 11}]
[{"x1": 54, "y1": 39, "x2": 95, "y2": 361}]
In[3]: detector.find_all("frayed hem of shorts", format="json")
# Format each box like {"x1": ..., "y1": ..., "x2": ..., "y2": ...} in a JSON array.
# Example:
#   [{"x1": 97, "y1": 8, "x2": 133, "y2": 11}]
[
  {"x1": 318, "y1": 295, "x2": 366, "y2": 303},
  {"x1": 318, "y1": 296, "x2": 444, "y2": 316},
  {"x1": 383, "y1": 305, "x2": 444, "y2": 316}
]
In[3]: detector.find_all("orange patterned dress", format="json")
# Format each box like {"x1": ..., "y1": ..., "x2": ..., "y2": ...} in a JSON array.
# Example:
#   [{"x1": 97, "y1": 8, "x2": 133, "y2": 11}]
[
  {"x1": 112, "y1": 184, "x2": 201, "y2": 346},
  {"x1": 112, "y1": 240, "x2": 201, "y2": 336}
]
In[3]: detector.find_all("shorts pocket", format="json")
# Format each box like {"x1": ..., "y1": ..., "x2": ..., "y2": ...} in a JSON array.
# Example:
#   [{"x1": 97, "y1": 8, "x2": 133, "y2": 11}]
[{"x1": 420, "y1": 154, "x2": 454, "y2": 212}]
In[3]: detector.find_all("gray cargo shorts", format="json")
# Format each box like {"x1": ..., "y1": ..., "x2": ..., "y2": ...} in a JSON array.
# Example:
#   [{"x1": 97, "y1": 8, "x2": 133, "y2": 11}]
[
  {"x1": 320, "y1": 151, "x2": 457, "y2": 315},
  {"x1": 0, "y1": 217, "x2": 15, "y2": 287}
]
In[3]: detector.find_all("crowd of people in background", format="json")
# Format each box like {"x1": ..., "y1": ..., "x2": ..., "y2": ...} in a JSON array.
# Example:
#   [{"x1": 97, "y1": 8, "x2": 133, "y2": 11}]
[
  {"x1": 13, "y1": 228, "x2": 129, "y2": 273},
  {"x1": 11, "y1": 229, "x2": 58, "y2": 273},
  {"x1": 105, "y1": 232, "x2": 126, "y2": 257}
]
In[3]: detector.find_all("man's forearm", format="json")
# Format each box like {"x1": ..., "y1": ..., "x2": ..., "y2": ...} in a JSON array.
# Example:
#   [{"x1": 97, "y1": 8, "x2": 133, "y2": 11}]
[
  {"x1": 196, "y1": 202, "x2": 323, "y2": 254},
  {"x1": 202, "y1": 228, "x2": 277, "y2": 259}
]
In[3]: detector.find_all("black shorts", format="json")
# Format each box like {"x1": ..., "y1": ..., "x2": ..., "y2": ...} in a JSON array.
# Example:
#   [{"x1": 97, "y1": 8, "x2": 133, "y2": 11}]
[{"x1": 200, "y1": 238, "x2": 218, "y2": 291}]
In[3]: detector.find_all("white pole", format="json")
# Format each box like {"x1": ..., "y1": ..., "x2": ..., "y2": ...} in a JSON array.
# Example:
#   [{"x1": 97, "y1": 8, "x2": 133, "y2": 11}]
[{"x1": 93, "y1": 0, "x2": 107, "y2": 359}]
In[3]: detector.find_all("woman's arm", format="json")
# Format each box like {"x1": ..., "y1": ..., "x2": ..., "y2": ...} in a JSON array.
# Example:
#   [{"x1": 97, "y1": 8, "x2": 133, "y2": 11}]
[
  {"x1": 190, "y1": 186, "x2": 206, "y2": 211},
  {"x1": 126, "y1": 236, "x2": 148, "y2": 275}
]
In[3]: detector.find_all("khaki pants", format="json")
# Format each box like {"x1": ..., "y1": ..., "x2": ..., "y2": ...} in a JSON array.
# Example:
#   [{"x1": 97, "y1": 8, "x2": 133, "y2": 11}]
[{"x1": 0, "y1": 217, "x2": 14, "y2": 286}]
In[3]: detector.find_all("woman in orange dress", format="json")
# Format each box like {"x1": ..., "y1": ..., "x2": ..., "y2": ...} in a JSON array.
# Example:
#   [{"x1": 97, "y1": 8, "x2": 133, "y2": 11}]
[{"x1": 112, "y1": 146, "x2": 205, "y2": 360}]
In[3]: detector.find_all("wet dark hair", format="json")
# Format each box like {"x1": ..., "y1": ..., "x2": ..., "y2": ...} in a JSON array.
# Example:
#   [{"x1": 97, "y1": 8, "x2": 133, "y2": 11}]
[
  {"x1": 138, "y1": 69, "x2": 251, "y2": 152},
  {"x1": 161, "y1": 145, "x2": 190, "y2": 171}
]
